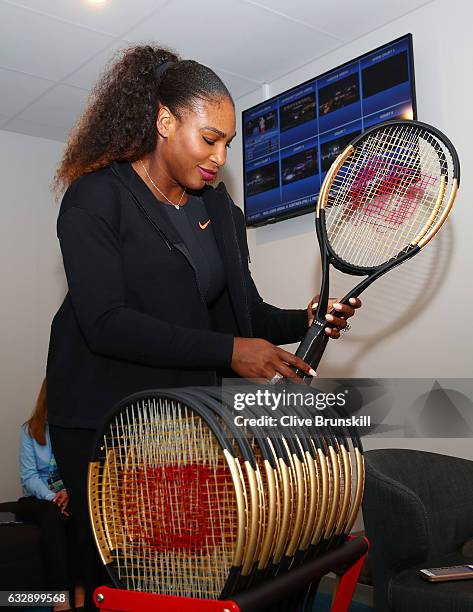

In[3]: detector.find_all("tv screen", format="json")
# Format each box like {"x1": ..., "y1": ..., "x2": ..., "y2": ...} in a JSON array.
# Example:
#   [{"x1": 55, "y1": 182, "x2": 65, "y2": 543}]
[{"x1": 242, "y1": 34, "x2": 417, "y2": 227}]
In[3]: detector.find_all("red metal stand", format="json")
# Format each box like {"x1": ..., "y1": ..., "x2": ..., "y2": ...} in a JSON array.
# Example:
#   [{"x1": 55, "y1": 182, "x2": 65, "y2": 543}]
[
  {"x1": 94, "y1": 588, "x2": 239, "y2": 612},
  {"x1": 94, "y1": 536, "x2": 369, "y2": 612},
  {"x1": 331, "y1": 536, "x2": 371, "y2": 612}
]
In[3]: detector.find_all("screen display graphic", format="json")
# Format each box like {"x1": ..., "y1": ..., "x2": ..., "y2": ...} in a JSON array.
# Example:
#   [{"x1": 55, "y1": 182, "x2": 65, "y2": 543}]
[{"x1": 243, "y1": 34, "x2": 417, "y2": 226}]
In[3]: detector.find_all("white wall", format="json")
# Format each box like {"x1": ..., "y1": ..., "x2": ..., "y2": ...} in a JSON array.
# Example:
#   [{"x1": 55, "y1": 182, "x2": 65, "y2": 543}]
[
  {"x1": 224, "y1": 1, "x2": 473, "y2": 514},
  {"x1": 0, "y1": 130, "x2": 66, "y2": 499},
  {"x1": 227, "y1": 0, "x2": 473, "y2": 380}
]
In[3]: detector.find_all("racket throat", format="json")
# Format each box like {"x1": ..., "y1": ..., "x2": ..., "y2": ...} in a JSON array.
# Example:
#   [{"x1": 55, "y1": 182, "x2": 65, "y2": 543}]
[
  {"x1": 294, "y1": 321, "x2": 329, "y2": 378},
  {"x1": 296, "y1": 224, "x2": 332, "y2": 377}
]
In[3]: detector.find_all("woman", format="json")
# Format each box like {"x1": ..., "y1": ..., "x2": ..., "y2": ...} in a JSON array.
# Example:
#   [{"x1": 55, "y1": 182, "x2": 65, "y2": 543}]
[
  {"x1": 47, "y1": 45, "x2": 360, "y2": 608},
  {"x1": 19, "y1": 379, "x2": 84, "y2": 610}
]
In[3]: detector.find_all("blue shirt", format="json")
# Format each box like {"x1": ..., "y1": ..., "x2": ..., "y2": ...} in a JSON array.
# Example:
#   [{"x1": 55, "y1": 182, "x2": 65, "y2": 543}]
[{"x1": 19, "y1": 423, "x2": 63, "y2": 501}]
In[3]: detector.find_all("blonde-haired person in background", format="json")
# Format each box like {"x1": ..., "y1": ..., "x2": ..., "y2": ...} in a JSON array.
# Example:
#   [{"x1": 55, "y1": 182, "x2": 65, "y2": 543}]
[{"x1": 18, "y1": 379, "x2": 85, "y2": 611}]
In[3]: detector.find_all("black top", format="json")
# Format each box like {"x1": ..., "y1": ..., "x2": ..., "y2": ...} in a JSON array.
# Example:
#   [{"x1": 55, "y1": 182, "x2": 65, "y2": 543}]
[
  {"x1": 46, "y1": 161, "x2": 308, "y2": 429},
  {"x1": 161, "y1": 194, "x2": 226, "y2": 305}
]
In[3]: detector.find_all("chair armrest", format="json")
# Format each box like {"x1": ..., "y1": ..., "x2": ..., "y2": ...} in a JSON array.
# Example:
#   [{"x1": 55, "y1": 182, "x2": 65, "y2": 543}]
[{"x1": 362, "y1": 465, "x2": 429, "y2": 572}]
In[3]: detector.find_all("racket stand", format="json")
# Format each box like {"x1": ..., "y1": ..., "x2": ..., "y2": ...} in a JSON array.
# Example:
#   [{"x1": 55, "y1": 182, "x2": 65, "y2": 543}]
[{"x1": 94, "y1": 535, "x2": 369, "y2": 612}]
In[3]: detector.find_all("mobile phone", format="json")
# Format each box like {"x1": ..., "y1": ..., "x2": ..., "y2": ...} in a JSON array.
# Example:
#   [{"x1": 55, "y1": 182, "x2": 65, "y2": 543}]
[{"x1": 420, "y1": 565, "x2": 473, "y2": 582}]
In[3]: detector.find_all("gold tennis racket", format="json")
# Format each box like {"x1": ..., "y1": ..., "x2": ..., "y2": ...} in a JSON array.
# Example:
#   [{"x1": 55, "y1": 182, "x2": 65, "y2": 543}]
[{"x1": 88, "y1": 390, "x2": 250, "y2": 599}]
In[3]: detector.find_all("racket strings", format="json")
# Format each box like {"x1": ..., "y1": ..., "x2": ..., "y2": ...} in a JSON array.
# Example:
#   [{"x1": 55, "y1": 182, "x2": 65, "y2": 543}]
[
  {"x1": 329, "y1": 130, "x2": 439, "y2": 265},
  {"x1": 206, "y1": 414, "x2": 267, "y2": 573},
  {"x1": 325, "y1": 124, "x2": 453, "y2": 267},
  {"x1": 329, "y1": 130, "x2": 444, "y2": 265},
  {"x1": 361, "y1": 128, "x2": 446, "y2": 261},
  {"x1": 99, "y1": 398, "x2": 237, "y2": 598}
]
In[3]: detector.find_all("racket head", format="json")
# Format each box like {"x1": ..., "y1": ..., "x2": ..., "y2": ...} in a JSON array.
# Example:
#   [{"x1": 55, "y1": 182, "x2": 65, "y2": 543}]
[
  {"x1": 177, "y1": 388, "x2": 265, "y2": 585},
  {"x1": 218, "y1": 385, "x2": 307, "y2": 573},
  {"x1": 219, "y1": 385, "x2": 296, "y2": 571},
  {"x1": 318, "y1": 119, "x2": 460, "y2": 273},
  {"x1": 201, "y1": 387, "x2": 282, "y2": 575},
  {"x1": 312, "y1": 400, "x2": 354, "y2": 540},
  {"x1": 88, "y1": 389, "x2": 247, "y2": 599}
]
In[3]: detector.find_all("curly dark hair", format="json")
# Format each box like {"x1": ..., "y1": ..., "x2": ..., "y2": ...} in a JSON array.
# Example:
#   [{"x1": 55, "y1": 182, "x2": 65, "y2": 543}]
[{"x1": 50, "y1": 44, "x2": 234, "y2": 199}]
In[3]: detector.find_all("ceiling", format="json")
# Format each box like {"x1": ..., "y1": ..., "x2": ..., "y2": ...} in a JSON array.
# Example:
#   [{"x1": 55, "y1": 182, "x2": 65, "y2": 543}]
[{"x1": 0, "y1": 0, "x2": 432, "y2": 143}]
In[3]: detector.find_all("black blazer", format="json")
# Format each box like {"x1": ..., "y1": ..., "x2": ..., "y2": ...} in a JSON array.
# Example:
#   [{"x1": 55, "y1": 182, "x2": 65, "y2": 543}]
[{"x1": 46, "y1": 160, "x2": 308, "y2": 428}]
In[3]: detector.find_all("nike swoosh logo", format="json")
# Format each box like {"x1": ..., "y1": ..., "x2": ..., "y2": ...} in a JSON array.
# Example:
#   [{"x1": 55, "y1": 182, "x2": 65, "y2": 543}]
[{"x1": 199, "y1": 219, "x2": 211, "y2": 230}]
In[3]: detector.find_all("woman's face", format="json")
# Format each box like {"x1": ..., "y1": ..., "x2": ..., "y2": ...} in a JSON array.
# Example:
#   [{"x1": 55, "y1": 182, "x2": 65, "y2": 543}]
[{"x1": 158, "y1": 96, "x2": 236, "y2": 190}]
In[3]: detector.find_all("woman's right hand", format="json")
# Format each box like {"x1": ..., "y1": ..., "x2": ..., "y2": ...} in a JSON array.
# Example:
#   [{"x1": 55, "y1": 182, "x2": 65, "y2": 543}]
[{"x1": 231, "y1": 337, "x2": 316, "y2": 382}]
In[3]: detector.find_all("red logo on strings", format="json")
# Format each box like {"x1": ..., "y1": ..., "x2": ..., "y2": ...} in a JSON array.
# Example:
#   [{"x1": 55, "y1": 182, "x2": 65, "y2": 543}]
[
  {"x1": 343, "y1": 157, "x2": 436, "y2": 231},
  {"x1": 122, "y1": 463, "x2": 232, "y2": 552}
]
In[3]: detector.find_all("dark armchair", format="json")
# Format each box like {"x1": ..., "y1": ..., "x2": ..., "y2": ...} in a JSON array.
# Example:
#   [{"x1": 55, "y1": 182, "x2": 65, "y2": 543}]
[
  {"x1": 362, "y1": 449, "x2": 473, "y2": 612},
  {"x1": 0, "y1": 501, "x2": 42, "y2": 590}
]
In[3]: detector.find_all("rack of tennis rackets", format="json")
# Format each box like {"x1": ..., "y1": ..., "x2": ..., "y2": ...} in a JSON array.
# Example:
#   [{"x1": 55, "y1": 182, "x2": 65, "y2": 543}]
[{"x1": 88, "y1": 386, "x2": 364, "y2": 607}]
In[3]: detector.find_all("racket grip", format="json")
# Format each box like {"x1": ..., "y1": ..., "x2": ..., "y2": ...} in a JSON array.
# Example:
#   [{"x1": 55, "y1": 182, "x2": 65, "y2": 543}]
[{"x1": 294, "y1": 320, "x2": 329, "y2": 377}]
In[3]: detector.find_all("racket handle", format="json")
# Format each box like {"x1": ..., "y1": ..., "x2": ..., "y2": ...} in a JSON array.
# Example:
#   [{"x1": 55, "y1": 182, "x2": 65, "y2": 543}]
[{"x1": 294, "y1": 320, "x2": 329, "y2": 377}]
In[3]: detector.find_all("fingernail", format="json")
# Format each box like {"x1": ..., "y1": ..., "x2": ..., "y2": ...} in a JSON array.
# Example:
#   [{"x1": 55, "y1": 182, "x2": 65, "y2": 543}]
[
  {"x1": 349, "y1": 298, "x2": 357, "y2": 305},
  {"x1": 325, "y1": 327, "x2": 332, "y2": 334},
  {"x1": 333, "y1": 303, "x2": 342, "y2": 310},
  {"x1": 325, "y1": 314, "x2": 334, "y2": 322},
  {"x1": 309, "y1": 368, "x2": 317, "y2": 377},
  {"x1": 311, "y1": 302, "x2": 318, "y2": 309}
]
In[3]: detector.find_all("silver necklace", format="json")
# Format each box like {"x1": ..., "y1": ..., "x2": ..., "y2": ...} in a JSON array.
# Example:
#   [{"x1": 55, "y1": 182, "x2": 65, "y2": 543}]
[{"x1": 140, "y1": 160, "x2": 186, "y2": 209}]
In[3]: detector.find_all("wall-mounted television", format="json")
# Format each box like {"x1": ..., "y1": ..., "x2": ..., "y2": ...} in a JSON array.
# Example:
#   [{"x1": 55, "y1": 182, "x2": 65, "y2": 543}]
[{"x1": 242, "y1": 34, "x2": 417, "y2": 227}]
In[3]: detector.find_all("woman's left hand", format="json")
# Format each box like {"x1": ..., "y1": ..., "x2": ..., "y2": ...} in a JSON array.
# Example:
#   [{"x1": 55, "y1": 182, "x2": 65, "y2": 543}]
[
  {"x1": 53, "y1": 489, "x2": 70, "y2": 516},
  {"x1": 307, "y1": 294, "x2": 362, "y2": 339}
]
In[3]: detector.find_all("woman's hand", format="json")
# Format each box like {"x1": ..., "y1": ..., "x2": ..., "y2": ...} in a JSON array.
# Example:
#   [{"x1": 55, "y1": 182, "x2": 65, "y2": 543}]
[
  {"x1": 53, "y1": 489, "x2": 69, "y2": 516},
  {"x1": 307, "y1": 294, "x2": 362, "y2": 338},
  {"x1": 231, "y1": 338, "x2": 317, "y2": 382}
]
